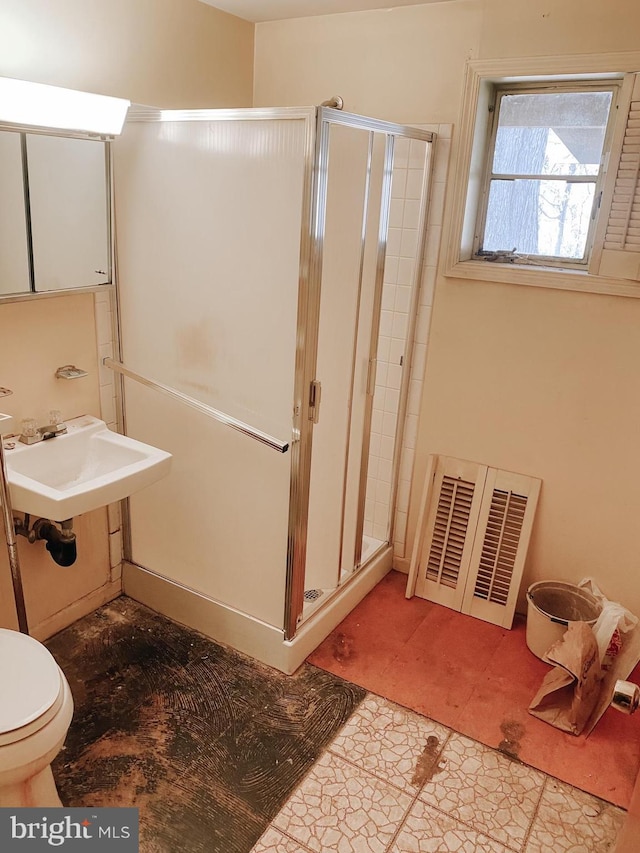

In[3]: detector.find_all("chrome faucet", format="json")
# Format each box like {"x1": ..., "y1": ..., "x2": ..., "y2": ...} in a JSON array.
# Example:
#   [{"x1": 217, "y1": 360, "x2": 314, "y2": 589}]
[{"x1": 19, "y1": 411, "x2": 67, "y2": 444}]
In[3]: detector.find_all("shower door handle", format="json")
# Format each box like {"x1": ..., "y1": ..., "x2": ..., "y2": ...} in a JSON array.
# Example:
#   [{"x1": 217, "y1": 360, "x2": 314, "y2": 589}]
[
  {"x1": 309, "y1": 380, "x2": 322, "y2": 424},
  {"x1": 366, "y1": 358, "x2": 377, "y2": 397}
]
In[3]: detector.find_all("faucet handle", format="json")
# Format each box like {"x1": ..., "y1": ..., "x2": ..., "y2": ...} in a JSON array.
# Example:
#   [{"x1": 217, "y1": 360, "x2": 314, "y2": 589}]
[
  {"x1": 19, "y1": 418, "x2": 42, "y2": 445},
  {"x1": 49, "y1": 409, "x2": 64, "y2": 427},
  {"x1": 21, "y1": 418, "x2": 38, "y2": 437}
]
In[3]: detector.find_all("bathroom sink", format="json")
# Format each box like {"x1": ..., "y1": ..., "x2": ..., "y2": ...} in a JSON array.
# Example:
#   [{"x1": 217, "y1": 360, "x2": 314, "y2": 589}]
[{"x1": 3, "y1": 415, "x2": 171, "y2": 521}]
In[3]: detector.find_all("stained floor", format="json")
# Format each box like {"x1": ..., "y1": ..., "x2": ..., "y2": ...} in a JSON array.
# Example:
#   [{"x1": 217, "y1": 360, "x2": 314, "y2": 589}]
[
  {"x1": 46, "y1": 597, "x2": 365, "y2": 853},
  {"x1": 308, "y1": 570, "x2": 640, "y2": 809},
  {"x1": 254, "y1": 694, "x2": 626, "y2": 852}
]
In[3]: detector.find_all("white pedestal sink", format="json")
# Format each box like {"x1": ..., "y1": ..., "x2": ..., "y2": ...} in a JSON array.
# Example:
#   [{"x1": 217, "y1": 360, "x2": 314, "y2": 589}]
[{"x1": 3, "y1": 415, "x2": 172, "y2": 521}]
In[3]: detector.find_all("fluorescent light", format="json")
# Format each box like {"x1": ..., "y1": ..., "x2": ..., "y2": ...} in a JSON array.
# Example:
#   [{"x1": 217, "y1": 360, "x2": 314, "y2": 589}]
[{"x1": 0, "y1": 77, "x2": 130, "y2": 135}]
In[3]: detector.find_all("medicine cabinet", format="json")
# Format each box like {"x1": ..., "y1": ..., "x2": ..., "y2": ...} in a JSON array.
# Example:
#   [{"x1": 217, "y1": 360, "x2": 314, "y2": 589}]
[{"x1": 0, "y1": 130, "x2": 110, "y2": 298}]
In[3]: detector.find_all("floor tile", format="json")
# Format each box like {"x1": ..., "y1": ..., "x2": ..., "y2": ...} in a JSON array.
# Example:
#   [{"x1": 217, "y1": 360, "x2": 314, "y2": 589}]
[
  {"x1": 524, "y1": 778, "x2": 626, "y2": 853},
  {"x1": 329, "y1": 694, "x2": 450, "y2": 792},
  {"x1": 419, "y1": 732, "x2": 545, "y2": 849},
  {"x1": 251, "y1": 827, "x2": 312, "y2": 852},
  {"x1": 272, "y1": 751, "x2": 413, "y2": 853},
  {"x1": 389, "y1": 799, "x2": 511, "y2": 853}
]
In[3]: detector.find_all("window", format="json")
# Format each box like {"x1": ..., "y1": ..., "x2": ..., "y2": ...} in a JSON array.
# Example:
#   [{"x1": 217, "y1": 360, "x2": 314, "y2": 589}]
[
  {"x1": 475, "y1": 83, "x2": 616, "y2": 268},
  {"x1": 446, "y1": 55, "x2": 640, "y2": 297}
]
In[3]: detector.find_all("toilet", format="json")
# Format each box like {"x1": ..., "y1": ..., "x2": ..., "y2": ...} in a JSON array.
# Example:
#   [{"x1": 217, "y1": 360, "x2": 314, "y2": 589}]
[{"x1": 0, "y1": 627, "x2": 74, "y2": 807}]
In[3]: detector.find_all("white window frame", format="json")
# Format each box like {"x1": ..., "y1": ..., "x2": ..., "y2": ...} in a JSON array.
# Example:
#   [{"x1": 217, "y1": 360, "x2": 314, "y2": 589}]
[
  {"x1": 444, "y1": 53, "x2": 640, "y2": 298},
  {"x1": 474, "y1": 80, "x2": 618, "y2": 269}
]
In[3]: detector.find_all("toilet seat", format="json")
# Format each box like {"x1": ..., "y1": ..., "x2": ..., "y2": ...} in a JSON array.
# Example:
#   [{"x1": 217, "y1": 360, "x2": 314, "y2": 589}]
[{"x1": 0, "y1": 629, "x2": 64, "y2": 746}]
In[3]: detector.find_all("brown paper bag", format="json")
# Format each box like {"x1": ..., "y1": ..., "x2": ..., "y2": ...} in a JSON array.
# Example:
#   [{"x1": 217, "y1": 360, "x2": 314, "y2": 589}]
[{"x1": 528, "y1": 621, "x2": 604, "y2": 735}]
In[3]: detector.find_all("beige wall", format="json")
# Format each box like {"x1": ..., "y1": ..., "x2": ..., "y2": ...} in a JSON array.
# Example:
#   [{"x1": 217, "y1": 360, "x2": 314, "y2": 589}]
[
  {"x1": 255, "y1": 0, "x2": 640, "y2": 615},
  {"x1": 254, "y1": 2, "x2": 481, "y2": 122},
  {"x1": 0, "y1": 0, "x2": 254, "y2": 108}
]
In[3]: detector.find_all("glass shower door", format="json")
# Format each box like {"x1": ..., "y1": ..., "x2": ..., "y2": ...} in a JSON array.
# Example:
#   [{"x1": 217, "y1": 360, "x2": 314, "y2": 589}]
[
  {"x1": 304, "y1": 120, "x2": 389, "y2": 597},
  {"x1": 301, "y1": 116, "x2": 433, "y2": 620},
  {"x1": 113, "y1": 110, "x2": 313, "y2": 631}
]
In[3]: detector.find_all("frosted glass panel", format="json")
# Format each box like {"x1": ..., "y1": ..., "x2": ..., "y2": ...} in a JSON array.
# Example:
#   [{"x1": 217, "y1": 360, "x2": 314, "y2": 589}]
[
  {"x1": 114, "y1": 116, "x2": 308, "y2": 628},
  {"x1": 305, "y1": 124, "x2": 371, "y2": 592},
  {"x1": 116, "y1": 119, "x2": 305, "y2": 439},
  {"x1": 304, "y1": 124, "x2": 388, "y2": 591}
]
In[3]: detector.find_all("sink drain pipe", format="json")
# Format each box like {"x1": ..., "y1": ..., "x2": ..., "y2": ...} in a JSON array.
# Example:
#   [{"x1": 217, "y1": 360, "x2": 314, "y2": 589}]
[
  {"x1": 33, "y1": 519, "x2": 77, "y2": 567},
  {"x1": 14, "y1": 515, "x2": 77, "y2": 567}
]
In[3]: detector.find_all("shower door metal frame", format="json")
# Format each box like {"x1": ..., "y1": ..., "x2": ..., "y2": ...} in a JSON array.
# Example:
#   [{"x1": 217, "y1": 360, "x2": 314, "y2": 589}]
[
  {"x1": 351, "y1": 133, "x2": 395, "y2": 572},
  {"x1": 112, "y1": 106, "x2": 319, "y2": 634},
  {"x1": 285, "y1": 109, "x2": 434, "y2": 639},
  {"x1": 110, "y1": 104, "x2": 434, "y2": 644}
]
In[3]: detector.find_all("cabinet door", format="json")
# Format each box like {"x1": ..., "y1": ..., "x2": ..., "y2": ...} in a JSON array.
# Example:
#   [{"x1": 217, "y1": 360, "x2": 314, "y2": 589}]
[
  {"x1": 0, "y1": 132, "x2": 30, "y2": 295},
  {"x1": 26, "y1": 134, "x2": 109, "y2": 291}
]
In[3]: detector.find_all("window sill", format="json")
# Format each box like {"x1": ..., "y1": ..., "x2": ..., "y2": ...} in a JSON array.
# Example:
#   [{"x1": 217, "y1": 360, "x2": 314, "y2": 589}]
[{"x1": 445, "y1": 258, "x2": 640, "y2": 299}]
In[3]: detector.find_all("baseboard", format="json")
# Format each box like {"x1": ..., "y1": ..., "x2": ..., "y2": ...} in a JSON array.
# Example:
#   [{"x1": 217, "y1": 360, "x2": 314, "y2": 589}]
[
  {"x1": 392, "y1": 556, "x2": 410, "y2": 575},
  {"x1": 123, "y1": 547, "x2": 393, "y2": 675},
  {"x1": 123, "y1": 561, "x2": 288, "y2": 671}
]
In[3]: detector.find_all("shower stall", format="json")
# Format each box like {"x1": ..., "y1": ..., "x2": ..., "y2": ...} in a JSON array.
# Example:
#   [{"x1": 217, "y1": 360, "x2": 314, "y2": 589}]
[{"x1": 111, "y1": 105, "x2": 434, "y2": 672}]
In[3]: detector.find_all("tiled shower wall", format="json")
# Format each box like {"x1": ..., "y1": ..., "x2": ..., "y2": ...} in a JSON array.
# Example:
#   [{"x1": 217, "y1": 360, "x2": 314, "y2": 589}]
[
  {"x1": 364, "y1": 125, "x2": 452, "y2": 562},
  {"x1": 94, "y1": 289, "x2": 123, "y2": 583}
]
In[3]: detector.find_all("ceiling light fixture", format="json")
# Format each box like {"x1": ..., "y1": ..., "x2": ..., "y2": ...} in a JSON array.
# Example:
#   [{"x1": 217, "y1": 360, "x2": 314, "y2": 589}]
[{"x1": 0, "y1": 77, "x2": 130, "y2": 136}]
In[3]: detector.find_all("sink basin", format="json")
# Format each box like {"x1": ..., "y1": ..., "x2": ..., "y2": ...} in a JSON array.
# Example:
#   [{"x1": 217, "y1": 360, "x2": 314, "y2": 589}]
[{"x1": 4, "y1": 415, "x2": 171, "y2": 521}]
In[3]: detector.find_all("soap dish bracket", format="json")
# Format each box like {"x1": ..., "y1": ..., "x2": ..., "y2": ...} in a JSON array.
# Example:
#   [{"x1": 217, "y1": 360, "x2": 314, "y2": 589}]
[{"x1": 55, "y1": 365, "x2": 88, "y2": 380}]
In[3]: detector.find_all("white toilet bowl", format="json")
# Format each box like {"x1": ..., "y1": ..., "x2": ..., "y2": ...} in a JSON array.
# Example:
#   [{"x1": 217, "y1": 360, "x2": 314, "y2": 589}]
[{"x1": 0, "y1": 627, "x2": 74, "y2": 807}]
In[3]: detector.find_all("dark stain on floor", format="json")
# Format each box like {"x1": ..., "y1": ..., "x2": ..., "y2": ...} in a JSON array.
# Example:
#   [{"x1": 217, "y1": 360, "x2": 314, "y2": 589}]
[
  {"x1": 411, "y1": 735, "x2": 443, "y2": 786},
  {"x1": 331, "y1": 631, "x2": 355, "y2": 663},
  {"x1": 46, "y1": 596, "x2": 366, "y2": 853},
  {"x1": 497, "y1": 719, "x2": 526, "y2": 760}
]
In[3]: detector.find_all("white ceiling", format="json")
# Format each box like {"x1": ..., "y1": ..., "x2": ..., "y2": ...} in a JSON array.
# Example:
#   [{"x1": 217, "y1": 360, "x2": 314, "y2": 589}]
[{"x1": 199, "y1": 0, "x2": 450, "y2": 24}]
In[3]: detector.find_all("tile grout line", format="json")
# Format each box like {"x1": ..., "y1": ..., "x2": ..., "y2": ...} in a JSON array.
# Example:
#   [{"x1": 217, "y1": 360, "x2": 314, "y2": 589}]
[
  {"x1": 253, "y1": 693, "x2": 617, "y2": 853},
  {"x1": 264, "y1": 694, "x2": 458, "y2": 853},
  {"x1": 257, "y1": 688, "x2": 606, "y2": 853},
  {"x1": 519, "y1": 775, "x2": 549, "y2": 852},
  {"x1": 261, "y1": 692, "x2": 373, "y2": 849},
  {"x1": 326, "y1": 721, "x2": 453, "y2": 798},
  {"x1": 381, "y1": 728, "x2": 455, "y2": 853},
  {"x1": 324, "y1": 706, "x2": 525, "y2": 852},
  {"x1": 379, "y1": 721, "x2": 536, "y2": 853},
  {"x1": 269, "y1": 825, "x2": 315, "y2": 852}
]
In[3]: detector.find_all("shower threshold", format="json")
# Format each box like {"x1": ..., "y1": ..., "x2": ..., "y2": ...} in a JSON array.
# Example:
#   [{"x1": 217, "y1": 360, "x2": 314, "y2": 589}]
[
  {"x1": 302, "y1": 536, "x2": 387, "y2": 621},
  {"x1": 124, "y1": 541, "x2": 393, "y2": 674}
]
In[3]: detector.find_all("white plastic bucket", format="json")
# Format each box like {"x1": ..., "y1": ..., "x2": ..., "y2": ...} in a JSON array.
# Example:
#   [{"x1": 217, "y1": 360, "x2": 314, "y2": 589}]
[{"x1": 526, "y1": 581, "x2": 602, "y2": 660}]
